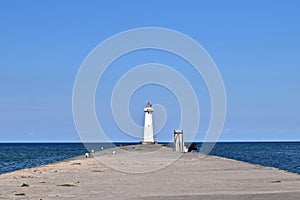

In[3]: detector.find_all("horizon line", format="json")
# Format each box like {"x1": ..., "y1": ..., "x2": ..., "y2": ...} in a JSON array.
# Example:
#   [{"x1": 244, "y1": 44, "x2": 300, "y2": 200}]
[{"x1": 1, "y1": 140, "x2": 300, "y2": 143}]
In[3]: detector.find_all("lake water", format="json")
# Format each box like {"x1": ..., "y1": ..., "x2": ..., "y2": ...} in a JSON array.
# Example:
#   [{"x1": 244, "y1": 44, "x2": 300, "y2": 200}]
[{"x1": 0, "y1": 142, "x2": 299, "y2": 174}]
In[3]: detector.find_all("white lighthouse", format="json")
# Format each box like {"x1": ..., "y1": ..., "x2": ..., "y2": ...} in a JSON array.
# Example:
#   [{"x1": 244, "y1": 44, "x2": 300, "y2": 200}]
[{"x1": 143, "y1": 102, "x2": 154, "y2": 144}]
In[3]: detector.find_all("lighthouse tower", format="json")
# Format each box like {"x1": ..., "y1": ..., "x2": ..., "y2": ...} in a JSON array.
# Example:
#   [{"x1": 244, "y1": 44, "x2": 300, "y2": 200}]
[{"x1": 143, "y1": 102, "x2": 154, "y2": 144}]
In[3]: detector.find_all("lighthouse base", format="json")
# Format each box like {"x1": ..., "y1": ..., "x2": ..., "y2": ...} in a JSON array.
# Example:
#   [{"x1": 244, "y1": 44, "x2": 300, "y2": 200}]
[{"x1": 140, "y1": 141, "x2": 158, "y2": 145}]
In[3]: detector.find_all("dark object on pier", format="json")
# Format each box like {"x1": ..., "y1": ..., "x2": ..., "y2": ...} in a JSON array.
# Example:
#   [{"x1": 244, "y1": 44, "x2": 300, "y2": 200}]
[{"x1": 188, "y1": 143, "x2": 198, "y2": 152}]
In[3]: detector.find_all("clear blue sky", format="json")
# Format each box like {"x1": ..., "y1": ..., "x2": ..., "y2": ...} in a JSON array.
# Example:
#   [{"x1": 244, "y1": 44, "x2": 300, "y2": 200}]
[{"x1": 0, "y1": 0, "x2": 299, "y2": 142}]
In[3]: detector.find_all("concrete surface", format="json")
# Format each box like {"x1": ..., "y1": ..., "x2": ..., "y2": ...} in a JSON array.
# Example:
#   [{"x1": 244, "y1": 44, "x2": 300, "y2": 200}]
[{"x1": 0, "y1": 144, "x2": 299, "y2": 199}]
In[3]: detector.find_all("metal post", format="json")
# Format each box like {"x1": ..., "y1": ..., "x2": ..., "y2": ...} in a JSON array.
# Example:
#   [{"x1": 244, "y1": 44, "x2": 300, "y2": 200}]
[{"x1": 174, "y1": 130, "x2": 184, "y2": 152}]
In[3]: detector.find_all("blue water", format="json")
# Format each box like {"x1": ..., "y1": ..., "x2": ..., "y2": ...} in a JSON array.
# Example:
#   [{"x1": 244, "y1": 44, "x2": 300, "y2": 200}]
[
  {"x1": 0, "y1": 143, "x2": 129, "y2": 174},
  {"x1": 207, "y1": 142, "x2": 300, "y2": 174},
  {"x1": 0, "y1": 142, "x2": 299, "y2": 174}
]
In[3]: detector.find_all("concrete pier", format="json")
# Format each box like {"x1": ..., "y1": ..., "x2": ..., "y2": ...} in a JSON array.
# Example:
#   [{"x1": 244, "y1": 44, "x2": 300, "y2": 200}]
[{"x1": 0, "y1": 144, "x2": 299, "y2": 199}]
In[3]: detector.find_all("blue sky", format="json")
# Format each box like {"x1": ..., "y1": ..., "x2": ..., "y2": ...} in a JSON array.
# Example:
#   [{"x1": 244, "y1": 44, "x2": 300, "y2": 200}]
[{"x1": 0, "y1": 1, "x2": 299, "y2": 142}]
